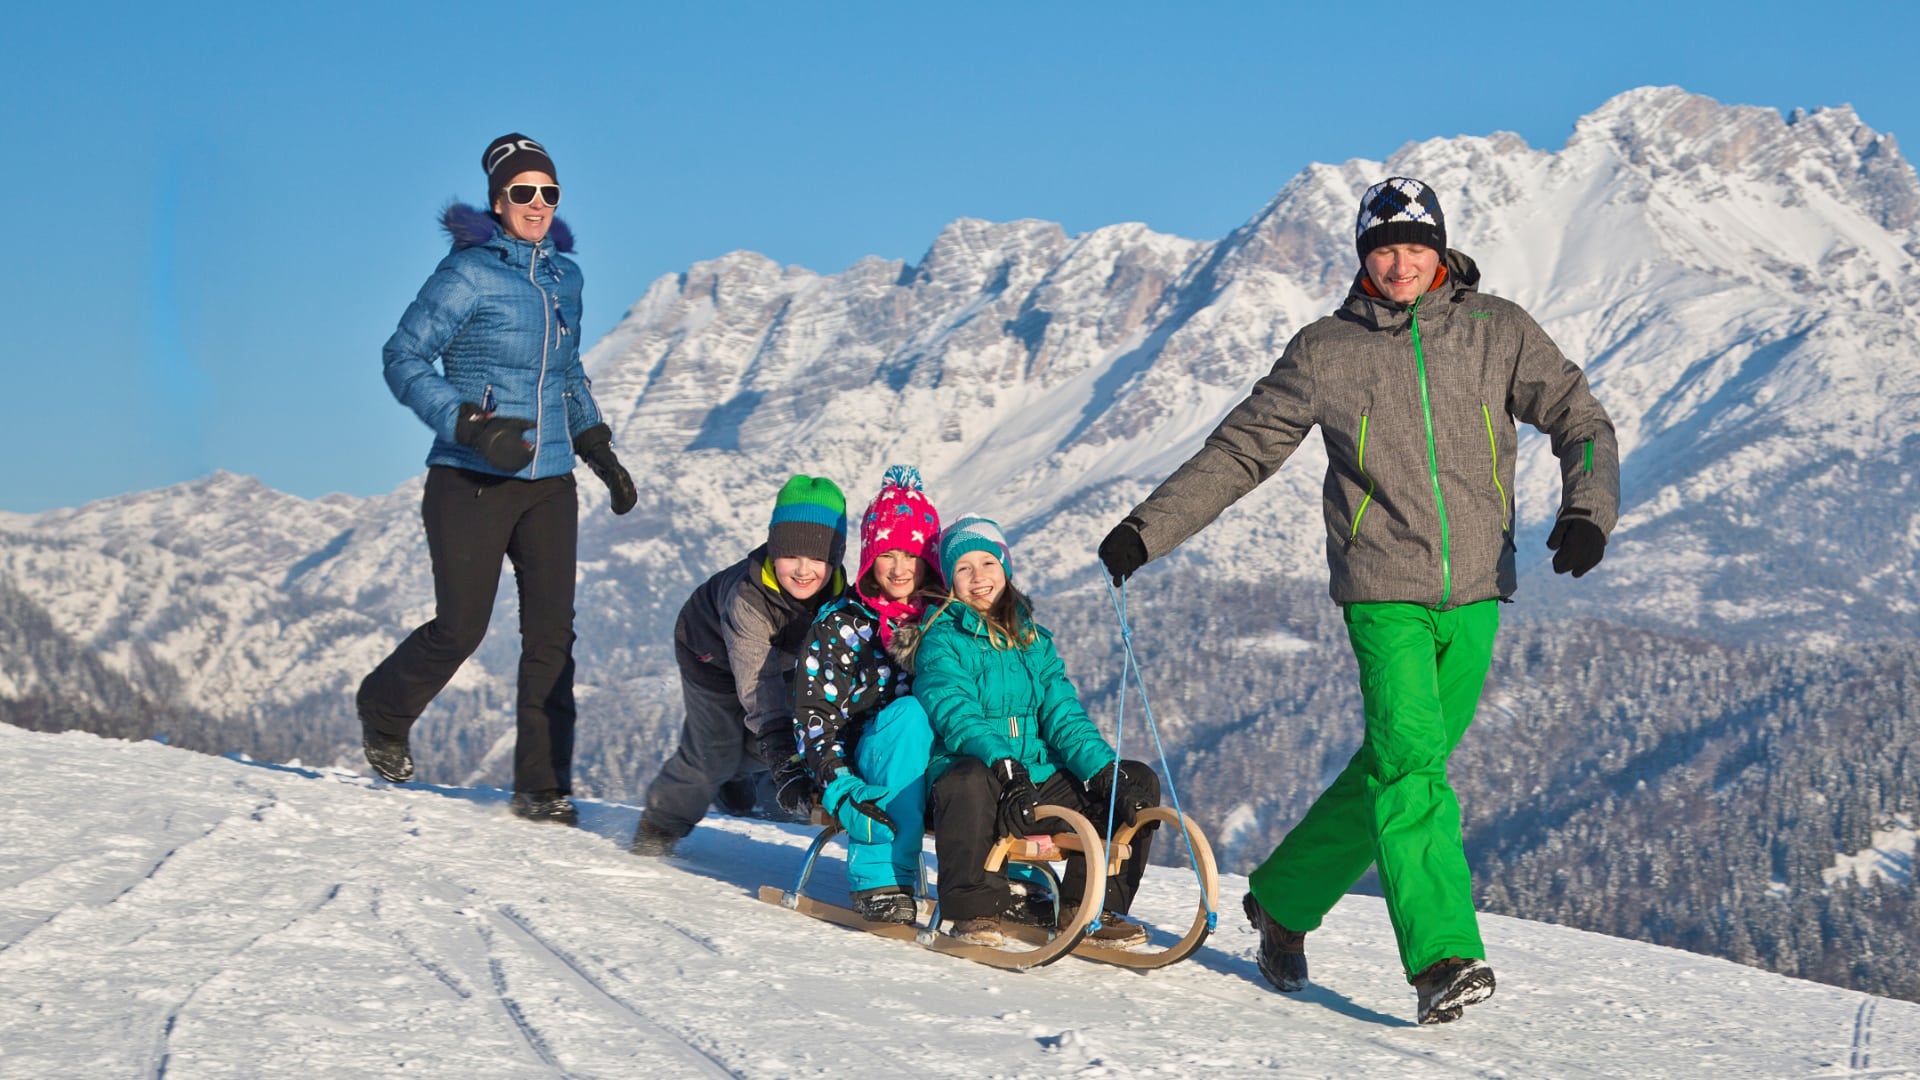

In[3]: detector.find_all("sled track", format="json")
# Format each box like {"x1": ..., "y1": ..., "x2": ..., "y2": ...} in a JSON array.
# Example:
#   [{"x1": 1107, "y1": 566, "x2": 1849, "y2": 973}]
[
  {"x1": 494, "y1": 904, "x2": 743, "y2": 1079},
  {"x1": 150, "y1": 878, "x2": 347, "y2": 1080},
  {"x1": 1851, "y1": 995, "x2": 1876, "y2": 1071}
]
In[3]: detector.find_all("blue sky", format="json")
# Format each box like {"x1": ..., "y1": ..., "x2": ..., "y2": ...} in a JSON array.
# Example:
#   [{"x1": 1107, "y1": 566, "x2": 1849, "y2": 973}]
[{"x1": 4, "y1": 1, "x2": 1912, "y2": 513}]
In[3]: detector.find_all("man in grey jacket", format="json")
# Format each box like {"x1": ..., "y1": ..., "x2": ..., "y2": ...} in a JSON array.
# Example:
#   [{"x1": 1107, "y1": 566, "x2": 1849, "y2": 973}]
[{"x1": 1098, "y1": 177, "x2": 1619, "y2": 1024}]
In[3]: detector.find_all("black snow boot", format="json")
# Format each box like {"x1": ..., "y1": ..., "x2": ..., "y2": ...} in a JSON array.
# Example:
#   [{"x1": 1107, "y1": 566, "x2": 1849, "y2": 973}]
[
  {"x1": 510, "y1": 791, "x2": 579, "y2": 826},
  {"x1": 629, "y1": 817, "x2": 680, "y2": 858},
  {"x1": 851, "y1": 887, "x2": 918, "y2": 925},
  {"x1": 1244, "y1": 892, "x2": 1309, "y2": 992},
  {"x1": 1000, "y1": 879, "x2": 1058, "y2": 929},
  {"x1": 360, "y1": 718, "x2": 414, "y2": 783},
  {"x1": 1414, "y1": 957, "x2": 1496, "y2": 1025}
]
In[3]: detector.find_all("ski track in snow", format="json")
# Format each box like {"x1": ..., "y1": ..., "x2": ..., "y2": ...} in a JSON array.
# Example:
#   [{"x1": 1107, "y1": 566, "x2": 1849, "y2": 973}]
[{"x1": 2, "y1": 724, "x2": 1919, "y2": 1080}]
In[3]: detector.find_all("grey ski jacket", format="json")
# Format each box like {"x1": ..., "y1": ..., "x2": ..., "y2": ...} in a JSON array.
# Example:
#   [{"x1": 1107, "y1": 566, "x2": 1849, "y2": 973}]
[{"x1": 1129, "y1": 250, "x2": 1619, "y2": 610}]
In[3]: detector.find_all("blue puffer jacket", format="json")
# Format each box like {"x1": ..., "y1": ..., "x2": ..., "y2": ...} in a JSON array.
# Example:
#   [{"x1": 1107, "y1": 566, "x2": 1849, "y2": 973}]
[{"x1": 382, "y1": 203, "x2": 604, "y2": 479}]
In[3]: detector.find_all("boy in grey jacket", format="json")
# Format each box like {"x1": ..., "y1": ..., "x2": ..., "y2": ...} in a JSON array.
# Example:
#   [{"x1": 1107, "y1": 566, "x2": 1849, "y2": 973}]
[{"x1": 1099, "y1": 177, "x2": 1619, "y2": 1024}]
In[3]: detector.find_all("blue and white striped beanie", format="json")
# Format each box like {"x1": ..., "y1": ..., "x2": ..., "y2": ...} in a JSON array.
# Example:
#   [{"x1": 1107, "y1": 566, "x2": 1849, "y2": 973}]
[
  {"x1": 1355, "y1": 176, "x2": 1446, "y2": 259},
  {"x1": 939, "y1": 514, "x2": 1011, "y2": 586}
]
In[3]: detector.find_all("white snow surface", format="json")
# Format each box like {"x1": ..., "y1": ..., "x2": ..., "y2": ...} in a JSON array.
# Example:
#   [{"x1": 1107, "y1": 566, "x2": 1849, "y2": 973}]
[
  {"x1": 1826, "y1": 815, "x2": 1920, "y2": 889},
  {"x1": 3, "y1": 724, "x2": 1915, "y2": 1080}
]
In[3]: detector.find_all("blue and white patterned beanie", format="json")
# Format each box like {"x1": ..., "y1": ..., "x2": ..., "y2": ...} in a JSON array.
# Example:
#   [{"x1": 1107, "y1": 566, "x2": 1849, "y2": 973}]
[
  {"x1": 939, "y1": 515, "x2": 1011, "y2": 586},
  {"x1": 1355, "y1": 177, "x2": 1446, "y2": 259}
]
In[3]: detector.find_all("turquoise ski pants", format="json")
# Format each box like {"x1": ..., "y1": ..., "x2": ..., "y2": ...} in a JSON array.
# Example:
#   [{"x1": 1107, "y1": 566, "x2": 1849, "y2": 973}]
[
  {"x1": 846, "y1": 695, "x2": 935, "y2": 894},
  {"x1": 1248, "y1": 600, "x2": 1499, "y2": 979}
]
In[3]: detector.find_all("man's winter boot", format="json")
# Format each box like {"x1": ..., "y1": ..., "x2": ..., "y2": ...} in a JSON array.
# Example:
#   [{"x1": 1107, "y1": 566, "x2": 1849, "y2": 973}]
[
  {"x1": 851, "y1": 887, "x2": 918, "y2": 925},
  {"x1": 510, "y1": 791, "x2": 579, "y2": 826},
  {"x1": 1413, "y1": 957, "x2": 1496, "y2": 1025},
  {"x1": 1244, "y1": 892, "x2": 1309, "y2": 992},
  {"x1": 1085, "y1": 911, "x2": 1149, "y2": 948},
  {"x1": 629, "y1": 817, "x2": 680, "y2": 857},
  {"x1": 360, "y1": 717, "x2": 414, "y2": 783},
  {"x1": 716, "y1": 776, "x2": 758, "y2": 817},
  {"x1": 949, "y1": 917, "x2": 1005, "y2": 946}
]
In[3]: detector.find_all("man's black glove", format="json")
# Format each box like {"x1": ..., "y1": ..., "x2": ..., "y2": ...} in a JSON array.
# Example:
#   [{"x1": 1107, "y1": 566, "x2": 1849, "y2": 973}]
[
  {"x1": 455, "y1": 403, "x2": 536, "y2": 473},
  {"x1": 1098, "y1": 517, "x2": 1148, "y2": 585},
  {"x1": 992, "y1": 758, "x2": 1040, "y2": 838},
  {"x1": 572, "y1": 423, "x2": 637, "y2": 515},
  {"x1": 1547, "y1": 515, "x2": 1607, "y2": 578},
  {"x1": 1084, "y1": 762, "x2": 1157, "y2": 829}
]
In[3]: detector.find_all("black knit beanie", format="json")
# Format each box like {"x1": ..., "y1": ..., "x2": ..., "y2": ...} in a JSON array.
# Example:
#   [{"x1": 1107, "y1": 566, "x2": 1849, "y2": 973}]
[
  {"x1": 1355, "y1": 177, "x2": 1446, "y2": 259},
  {"x1": 482, "y1": 134, "x2": 558, "y2": 207}
]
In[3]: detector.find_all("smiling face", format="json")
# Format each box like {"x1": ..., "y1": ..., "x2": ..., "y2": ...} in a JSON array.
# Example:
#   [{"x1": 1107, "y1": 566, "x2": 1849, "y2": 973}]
[
  {"x1": 950, "y1": 550, "x2": 1006, "y2": 613},
  {"x1": 492, "y1": 169, "x2": 556, "y2": 244},
  {"x1": 869, "y1": 549, "x2": 927, "y2": 602},
  {"x1": 1363, "y1": 242, "x2": 1441, "y2": 305},
  {"x1": 772, "y1": 556, "x2": 830, "y2": 600}
]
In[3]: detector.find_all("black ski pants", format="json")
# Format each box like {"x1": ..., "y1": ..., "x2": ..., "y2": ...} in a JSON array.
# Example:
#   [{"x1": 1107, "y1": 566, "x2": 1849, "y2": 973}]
[
  {"x1": 358, "y1": 466, "x2": 579, "y2": 794},
  {"x1": 929, "y1": 757, "x2": 1159, "y2": 922}
]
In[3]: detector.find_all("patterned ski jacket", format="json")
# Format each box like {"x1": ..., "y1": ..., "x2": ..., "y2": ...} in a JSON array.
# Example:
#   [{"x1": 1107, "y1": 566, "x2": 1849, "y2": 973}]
[
  {"x1": 382, "y1": 203, "x2": 605, "y2": 479},
  {"x1": 913, "y1": 602, "x2": 1116, "y2": 786},
  {"x1": 674, "y1": 545, "x2": 846, "y2": 737},
  {"x1": 791, "y1": 593, "x2": 915, "y2": 782},
  {"x1": 1129, "y1": 250, "x2": 1620, "y2": 610}
]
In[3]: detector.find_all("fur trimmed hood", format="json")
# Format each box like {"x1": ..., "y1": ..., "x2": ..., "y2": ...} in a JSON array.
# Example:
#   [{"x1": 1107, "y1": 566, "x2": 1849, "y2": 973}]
[{"x1": 440, "y1": 202, "x2": 575, "y2": 254}]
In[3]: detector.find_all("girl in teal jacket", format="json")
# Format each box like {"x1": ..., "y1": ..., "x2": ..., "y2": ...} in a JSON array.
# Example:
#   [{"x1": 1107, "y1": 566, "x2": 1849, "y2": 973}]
[{"x1": 907, "y1": 516, "x2": 1160, "y2": 947}]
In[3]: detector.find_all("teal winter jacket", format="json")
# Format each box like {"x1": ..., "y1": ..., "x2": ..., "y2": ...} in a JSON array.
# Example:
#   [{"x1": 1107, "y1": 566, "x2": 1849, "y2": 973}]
[{"x1": 912, "y1": 603, "x2": 1116, "y2": 786}]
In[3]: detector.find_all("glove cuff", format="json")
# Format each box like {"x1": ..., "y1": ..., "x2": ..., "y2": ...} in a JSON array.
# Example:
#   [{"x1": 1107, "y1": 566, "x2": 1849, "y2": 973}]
[{"x1": 572, "y1": 422, "x2": 613, "y2": 457}]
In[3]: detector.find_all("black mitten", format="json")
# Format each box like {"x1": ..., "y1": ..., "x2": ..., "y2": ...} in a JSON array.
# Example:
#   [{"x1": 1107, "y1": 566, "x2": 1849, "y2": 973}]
[
  {"x1": 1098, "y1": 517, "x2": 1148, "y2": 585},
  {"x1": 1547, "y1": 515, "x2": 1606, "y2": 578},
  {"x1": 455, "y1": 403, "x2": 535, "y2": 473},
  {"x1": 1085, "y1": 762, "x2": 1157, "y2": 828},
  {"x1": 572, "y1": 423, "x2": 637, "y2": 515},
  {"x1": 992, "y1": 758, "x2": 1040, "y2": 838},
  {"x1": 771, "y1": 754, "x2": 816, "y2": 817}
]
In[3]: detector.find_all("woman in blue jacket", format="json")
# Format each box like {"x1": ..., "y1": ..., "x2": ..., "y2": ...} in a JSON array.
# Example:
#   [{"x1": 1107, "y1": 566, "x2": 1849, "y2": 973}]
[
  {"x1": 907, "y1": 516, "x2": 1161, "y2": 946},
  {"x1": 356, "y1": 134, "x2": 636, "y2": 825}
]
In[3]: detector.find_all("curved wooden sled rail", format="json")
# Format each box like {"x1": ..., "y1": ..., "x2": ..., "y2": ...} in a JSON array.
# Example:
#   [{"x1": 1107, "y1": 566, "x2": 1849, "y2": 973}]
[
  {"x1": 1071, "y1": 805, "x2": 1220, "y2": 969},
  {"x1": 756, "y1": 803, "x2": 1108, "y2": 972}
]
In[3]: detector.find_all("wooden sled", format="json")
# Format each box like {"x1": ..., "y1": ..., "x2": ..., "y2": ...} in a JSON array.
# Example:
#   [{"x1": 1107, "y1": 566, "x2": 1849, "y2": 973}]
[
  {"x1": 758, "y1": 803, "x2": 1221, "y2": 971},
  {"x1": 757, "y1": 803, "x2": 1106, "y2": 970}
]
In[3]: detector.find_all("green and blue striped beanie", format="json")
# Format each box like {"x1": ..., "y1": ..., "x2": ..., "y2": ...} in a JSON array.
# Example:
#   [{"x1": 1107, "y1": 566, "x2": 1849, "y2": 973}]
[
  {"x1": 938, "y1": 514, "x2": 1011, "y2": 586},
  {"x1": 768, "y1": 475, "x2": 848, "y2": 566}
]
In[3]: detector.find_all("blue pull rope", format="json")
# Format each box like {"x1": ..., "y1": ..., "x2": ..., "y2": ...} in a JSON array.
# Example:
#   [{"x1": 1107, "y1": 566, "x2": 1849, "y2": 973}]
[{"x1": 1105, "y1": 578, "x2": 1216, "y2": 931}]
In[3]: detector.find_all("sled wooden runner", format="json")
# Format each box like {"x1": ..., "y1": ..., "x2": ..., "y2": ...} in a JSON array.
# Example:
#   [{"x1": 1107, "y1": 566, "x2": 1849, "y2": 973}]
[
  {"x1": 997, "y1": 805, "x2": 1221, "y2": 969},
  {"x1": 757, "y1": 803, "x2": 1107, "y2": 971}
]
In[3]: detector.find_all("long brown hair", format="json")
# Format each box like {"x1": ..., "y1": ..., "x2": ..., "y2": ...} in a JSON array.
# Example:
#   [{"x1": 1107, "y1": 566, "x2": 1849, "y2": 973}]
[{"x1": 889, "y1": 580, "x2": 1036, "y2": 669}]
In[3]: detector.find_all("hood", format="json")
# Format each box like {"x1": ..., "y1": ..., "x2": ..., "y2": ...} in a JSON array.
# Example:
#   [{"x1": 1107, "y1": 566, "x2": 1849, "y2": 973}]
[{"x1": 440, "y1": 202, "x2": 575, "y2": 254}]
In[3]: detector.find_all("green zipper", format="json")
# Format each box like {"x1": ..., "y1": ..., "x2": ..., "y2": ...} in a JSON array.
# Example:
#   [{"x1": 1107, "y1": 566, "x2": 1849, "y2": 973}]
[
  {"x1": 1409, "y1": 298, "x2": 1452, "y2": 606},
  {"x1": 1583, "y1": 439, "x2": 1594, "y2": 474},
  {"x1": 1350, "y1": 413, "x2": 1376, "y2": 544},
  {"x1": 1481, "y1": 404, "x2": 1510, "y2": 532}
]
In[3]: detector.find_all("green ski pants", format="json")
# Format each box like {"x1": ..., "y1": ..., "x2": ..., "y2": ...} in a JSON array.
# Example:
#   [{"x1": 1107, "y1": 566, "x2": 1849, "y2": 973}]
[{"x1": 1248, "y1": 599, "x2": 1499, "y2": 980}]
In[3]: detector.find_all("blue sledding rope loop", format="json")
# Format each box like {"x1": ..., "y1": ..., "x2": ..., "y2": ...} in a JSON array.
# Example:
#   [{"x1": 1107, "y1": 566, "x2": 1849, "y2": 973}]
[{"x1": 1102, "y1": 578, "x2": 1217, "y2": 932}]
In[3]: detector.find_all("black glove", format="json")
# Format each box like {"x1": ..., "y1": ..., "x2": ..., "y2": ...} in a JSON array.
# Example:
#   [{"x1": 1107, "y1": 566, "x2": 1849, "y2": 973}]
[
  {"x1": 771, "y1": 753, "x2": 816, "y2": 817},
  {"x1": 753, "y1": 725, "x2": 798, "y2": 769},
  {"x1": 1084, "y1": 762, "x2": 1157, "y2": 829},
  {"x1": 992, "y1": 759, "x2": 1040, "y2": 838},
  {"x1": 572, "y1": 423, "x2": 637, "y2": 515},
  {"x1": 1547, "y1": 515, "x2": 1607, "y2": 578},
  {"x1": 455, "y1": 403, "x2": 535, "y2": 473},
  {"x1": 1098, "y1": 517, "x2": 1148, "y2": 585}
]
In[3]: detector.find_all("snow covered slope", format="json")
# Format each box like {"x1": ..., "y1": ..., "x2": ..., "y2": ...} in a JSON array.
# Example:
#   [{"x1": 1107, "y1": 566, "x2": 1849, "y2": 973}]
[{"x1": 1, "y1": 723, "x2": 1914, "y2": 1079}]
